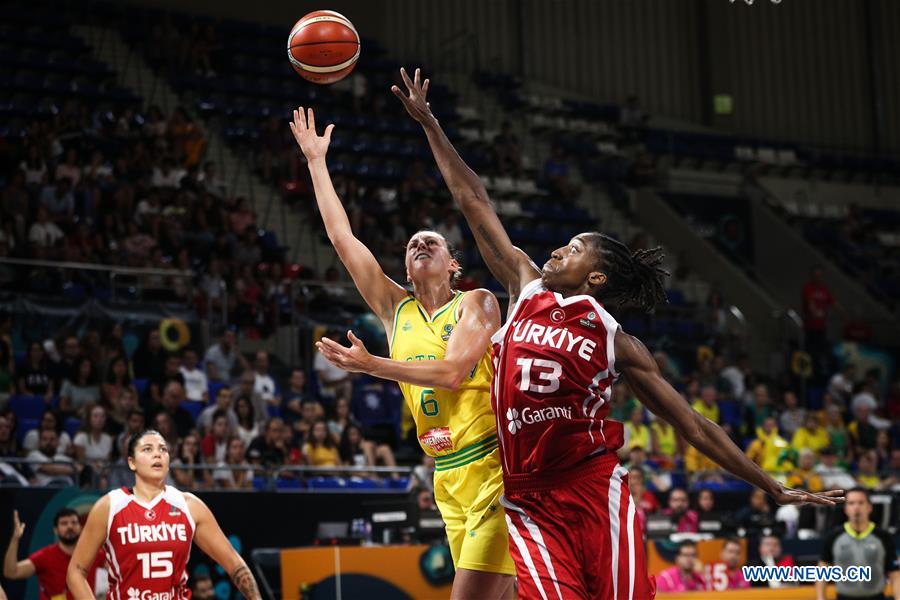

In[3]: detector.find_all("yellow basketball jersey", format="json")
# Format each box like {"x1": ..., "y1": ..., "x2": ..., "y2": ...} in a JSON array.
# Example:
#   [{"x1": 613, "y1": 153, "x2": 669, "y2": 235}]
[{"x1": 389, "y1": 290, "x2": 496, "y2": 457}]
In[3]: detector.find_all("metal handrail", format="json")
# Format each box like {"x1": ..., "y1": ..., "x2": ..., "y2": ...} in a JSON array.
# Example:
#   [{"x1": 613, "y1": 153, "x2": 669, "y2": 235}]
[{"x1": 0, "y1": 257, "x2": 192, "y2": 278}]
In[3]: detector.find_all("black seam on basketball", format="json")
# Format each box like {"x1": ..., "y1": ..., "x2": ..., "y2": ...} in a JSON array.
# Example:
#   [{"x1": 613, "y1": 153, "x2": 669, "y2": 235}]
[{"x1": 289, "y1": 41, "x2": 360, "y2": 47}]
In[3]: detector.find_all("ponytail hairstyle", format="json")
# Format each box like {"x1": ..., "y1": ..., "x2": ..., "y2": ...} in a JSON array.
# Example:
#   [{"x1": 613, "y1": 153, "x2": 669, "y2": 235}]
[{"x1": 584, "y1": 233, "x2": 669, "y2": 312}]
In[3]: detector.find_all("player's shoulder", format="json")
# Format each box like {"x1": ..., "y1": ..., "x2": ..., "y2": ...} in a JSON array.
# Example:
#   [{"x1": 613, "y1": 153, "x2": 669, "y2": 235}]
[{"x1": 458, "y1": 288, "x2": 500, "y2": 309}]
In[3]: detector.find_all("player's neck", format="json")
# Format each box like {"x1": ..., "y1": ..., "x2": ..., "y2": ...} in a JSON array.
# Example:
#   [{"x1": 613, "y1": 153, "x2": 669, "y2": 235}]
[
  {"x1": 134, "y1": 478, "x2": 166, "y2": 502},
  {"x1": 411, "y1": 278, "x2": 455, "y2": 314},
  {"x1": 849, "y1": 519, "x2": 870, "y2": 533}
]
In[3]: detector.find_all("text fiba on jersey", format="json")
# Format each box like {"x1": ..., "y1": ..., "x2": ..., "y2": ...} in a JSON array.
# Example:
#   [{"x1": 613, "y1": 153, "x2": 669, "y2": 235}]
[{"x1": 510, "y1": 319, "x2": 599, "y2": 361}]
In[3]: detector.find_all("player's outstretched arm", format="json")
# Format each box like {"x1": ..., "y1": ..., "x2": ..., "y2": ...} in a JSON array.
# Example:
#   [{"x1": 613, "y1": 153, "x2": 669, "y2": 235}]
[
  {"x1": 317, "y1": 289, "x2": 500, "y2": 390},
  {"x1": 3, "y1": 511, "x2": 35, "y2": 580},
  {"x1": 615, "y1": 331, "x2": 845, "y2": 507},
  {"x1": 67, "y1": 495, "x2": 109, "y2": 598},
  {"x1": 187, "y1": 494, "x2": 262, "y2": 600},
  {"x1": 392, "y1": 68, "x2": 540, "y2": 299},
  {"x1": 289, "y1": 107, "x2": 407, "y2": 325}
]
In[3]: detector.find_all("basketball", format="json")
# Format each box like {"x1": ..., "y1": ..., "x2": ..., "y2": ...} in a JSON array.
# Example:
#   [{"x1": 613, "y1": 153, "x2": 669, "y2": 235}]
[{"x1": 287, "y1": 10, "x2": 360, "y2": 85}]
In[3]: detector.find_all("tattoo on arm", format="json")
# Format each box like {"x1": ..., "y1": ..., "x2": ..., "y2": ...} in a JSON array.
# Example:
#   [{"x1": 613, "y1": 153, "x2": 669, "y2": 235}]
[
  {"x1": 75, "y1": 563, "x2": 89, "y2": 577},
  {"x1": 231, "y1": 564, "x2": 261, "y2": 599},
  {"x1": 476, "y1": 225, "x2": 504, "y2": 261}
]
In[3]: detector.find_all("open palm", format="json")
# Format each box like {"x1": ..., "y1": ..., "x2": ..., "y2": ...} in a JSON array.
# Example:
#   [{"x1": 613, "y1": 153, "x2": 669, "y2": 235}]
[{"x1": 289, "y1": 106, "x2": 334, "y2": 162}]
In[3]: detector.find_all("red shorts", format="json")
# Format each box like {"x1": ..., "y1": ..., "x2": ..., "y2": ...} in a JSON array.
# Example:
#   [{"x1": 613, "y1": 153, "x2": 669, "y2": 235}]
[{"x1": 501, "y1": 453, "x2": 656, "y2": 600}]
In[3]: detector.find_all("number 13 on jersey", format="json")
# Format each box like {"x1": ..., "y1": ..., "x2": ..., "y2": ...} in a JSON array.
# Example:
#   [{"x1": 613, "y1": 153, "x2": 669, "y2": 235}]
[{"x1": 517, "y1": 358, "x2": 562, "y2": 393}]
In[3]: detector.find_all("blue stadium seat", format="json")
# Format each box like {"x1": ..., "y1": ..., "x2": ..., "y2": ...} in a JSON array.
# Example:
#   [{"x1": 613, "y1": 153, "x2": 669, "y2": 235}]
[
  {"x1": 133, "y1": 379, "x2": 149, "y2": 400},
  {"x1": 252, "y1": 476, "x2": 268, "y2": 491},
  {"x1": 17, "y1": 417, "x2": 39, "y2": 445},
  {"x1": 308, "y1": 477, "x2": 347, "y2": 489},
  {"x1": 207, "y1": 382, "x2": 226, "y2": 404},
  {"x1": 347, "y1": 477, "x2": 381, "y2": 489},
  {"x1": 386, "y1": 477, "x2": 410, "y2": 490},
  {"x1": 64, "y1": 418, "x2": 82, "y2": 439},
  {"x1": 10, "y1": 395, "x2": 45, "y2": 420},
  {"x1": 275, "y1": 478, "x2": 304, "y2": 490}
]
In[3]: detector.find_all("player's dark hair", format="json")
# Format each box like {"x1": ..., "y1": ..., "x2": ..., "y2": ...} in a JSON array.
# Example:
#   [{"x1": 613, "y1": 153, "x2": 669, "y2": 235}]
[
  {"x1": 583, "y1": 233, "x2": 669, "y2": 312},
  {"x1": 846, "y1": 486, "x2": 871, "y2": 503},
  {"x1": 54, "y1": 508, "x2": 79, "y2": 527},
  {"x1": 127, "y1": 429, "x2": 164, "y2": 459}
]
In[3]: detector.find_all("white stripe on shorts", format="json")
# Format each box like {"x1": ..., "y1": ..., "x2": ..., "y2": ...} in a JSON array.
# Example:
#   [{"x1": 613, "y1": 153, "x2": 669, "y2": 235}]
[
  {"x1": 608, "y1": 465, "x2": 627, "y2": 598},
  {"x1": 626, "y1": 486, "x2": 636, "y2": 600},
  {"x1": 501, "y1": 497, "x2": 563, "y2": 600},
  {"x1": 504, "y1": 510, "x2": 549, "y2": 600}
]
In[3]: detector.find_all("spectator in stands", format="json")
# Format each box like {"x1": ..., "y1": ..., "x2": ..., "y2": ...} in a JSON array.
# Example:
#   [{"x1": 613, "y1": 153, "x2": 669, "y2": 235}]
[
  {"x1": 692, "y1": 384, "x2": 720, "y2": 424},
  {"x1": 708, "y1": 538, "x2": 750, "y2": 591},
  {"x1": 197, "y1": 387, "x2": 238, "y2": 434},
  {"x1": 51, "y1": 336, "x2": 82, "y2": 386},
  {"x1": 171, "y1": 433, "x2": 207, "y2": 489},
  {"x1": 493, "y1": 121, "x2": 523, "y2": 176},
  {"x1": 650, "y1": 416, "x2": 680, "y2": 467},
  {"x1": 108, "y1": 388, "x2": 139, "y2": 437},
  {"x1": 39, "y1": 178, "x2": 75, "y2": 228},
  {"x1": 663, "y1": 488, "x2": 699, "y2": 533},
  {"x1": 747, "y1": 416, "x2": 792, "y2": 476},
  {"x1": 198, "y1": 161, "x2": 227, "y2": 198},
  {"x1": 27, "y1": 429, "x2": 76, "y2": 486},
  {"x1": 150, "y1": 355, "x2": 186, "y2": 407},
  {"x1": 849, "y1": 403, "x2": 883, "y2": 455},
  {"x1": 232, "y1": 370, "x2": 267, "y2": 423},
  {"x1": 200, "y1": 411, "x2": 231, "y2": 463},
  {"x1": 327, "y1": 397, "x2": 357, "y2": 444},
  {"x1": 743, "y1": 383, "x2": 774, "y2": 438},
  {"x1": 542, "y1": 144, "x2": 580, "y2": 200},
  {"x1": 154, "y1": 412, "x2": 179, "y2": 449},
  {"x1": 115, "y1": 408, "x2": 146, "y2": 461},
  {"x1": 212, "y1": 437, "x2": 253, "y2": 490},
  {"x1": 874, "y1": 430, "x2": 893, "y2": 471},
  {"x1": 19, "y1": 145, "x2": 47, "y2": 188},
  {"x1": 59, "y1": 357, "x2": 100, "y2": 417},
  {"x1": 338, "y1": 423, "x2": 372, "y2": 467},
  {"x1": 787, "y1": 448, "x2": 824, "y2": 492},
  {"x1": 801, "y1": 266, "x2": 840, "y2": 377},
  {"x1": 624, "y1": 406, "x2": 650, "y2": 451},
  {"x1": 828, "y1": 363, "x2": 856, "y2": 407},
  {"x1": 628, "y1": 467, "x2": 659, "y2": 533},
  {"x1": 23, "y1": 409, "x2": 72, "y2": 456},
  {"x1": 246, "y1": 417, "x2": 288, "y2": 468},
  {"x1": 855, "y1": 449, "x2": 894, "y2": 491},
  {"x1": 0, "y1": 414, "x2": 18, "y2": 459},
  {"x1": 179, "y1": 349, "x2": 208, "y2": 403},
  {"x1": 167, "y1": 107, "x2": 206, "y2": 167},
  {"x1": 73, "y1": 404, "x2": 113, "y2": 472},
  {"x1": 234, "y1": 396, "x2": 260, "y2": 447},
  {"x1": 778, "y1": 390, "x2": 805, "y2": 439},
  {"x1": 625, "y1": 445, "x2": 670, "y2": 491},
  {"x1": 132, "y1": 329, "x2": 168, "y2": 381},
  {"x1": 303, "y1": 420, "x2": 341, "y2": 467},
  {"x1": 203, "y1": 327, "x2": 249, "y2": 382},
  {"x1": 791, "y1": 412, "x2": 830, "y2": 454},
  {"x1": 814, "y1": 446, "x2": 857, "y2": 491},
  {"x1": 823, "y1": 405, "x2": 851, "y2": 459},
  {"x1": 155, "y1": 381, "x2": 194, "y2": 439},
  {"x1": 732, "y1": 488, "x2": 778, "y2": 532},
  {"x1": 17, "y1": 341, "x2": 54, "y2": 401},
  {"x1": 751, "y1": 535, "x2": 796, "y2": 589},
  {"x1": 314, "y1": 331, "x2": 352, "y2": 404},
  {"x1": 102, "y1": 356, "x2": 135, "y2": 408},
  {"x1": 252, "y1": 351, "x2": 280, "y2": 408},
  {"x1": 191, "y1": 574, "x2": 215, "y2": 600},
  {"x1": 282, "y1": 369, "x2": 308, "y2": 430},
  {"x1": 695, "y1": 489, "x2": 719, "y2": 521},
  {"x1": 656, "y1": 541, "x2": 705, "y2": 593}
]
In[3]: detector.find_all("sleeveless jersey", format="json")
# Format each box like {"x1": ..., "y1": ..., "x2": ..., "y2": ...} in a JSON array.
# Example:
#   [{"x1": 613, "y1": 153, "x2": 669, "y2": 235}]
[
  {"x1": 491, "y1": 278, "x2": 624, "y2": 475},
  {"x1": 389, "y1": 290, "x2": 497, "y2": 456},
  {"x1": 104, "y1": 485, "x2": 195, "y2": 600}
]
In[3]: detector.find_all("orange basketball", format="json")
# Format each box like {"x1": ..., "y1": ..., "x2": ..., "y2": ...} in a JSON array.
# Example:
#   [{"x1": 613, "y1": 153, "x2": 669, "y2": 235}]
[{"x1": 287, "y1": 10, "x2": 360, "y2": 85}]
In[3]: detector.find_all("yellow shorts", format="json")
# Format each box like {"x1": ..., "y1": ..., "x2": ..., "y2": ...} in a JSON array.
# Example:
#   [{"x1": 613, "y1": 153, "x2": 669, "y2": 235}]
[{"x1": 432, "y1": 437, "x2": 516, "y2": 576}]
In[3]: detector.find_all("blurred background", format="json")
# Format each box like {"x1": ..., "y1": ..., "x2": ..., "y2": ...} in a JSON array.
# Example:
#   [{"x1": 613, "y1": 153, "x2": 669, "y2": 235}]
[{"x1": 0, "y1": 0, "x2": 897, "y2": 598}]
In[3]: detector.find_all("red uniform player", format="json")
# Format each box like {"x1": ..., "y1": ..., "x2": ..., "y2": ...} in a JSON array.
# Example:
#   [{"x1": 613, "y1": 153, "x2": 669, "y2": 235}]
[
  {"x1": 104, "y1": 486, "x2": 195, "y2": 599},
  {"x1": 390, "y1": 66, "x2": 846, "y2": 600}
]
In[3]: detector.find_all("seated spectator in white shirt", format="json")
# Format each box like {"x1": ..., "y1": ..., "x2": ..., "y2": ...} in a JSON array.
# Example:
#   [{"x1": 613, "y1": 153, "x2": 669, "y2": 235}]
[
  {"x1": 253, "y1": 351, "x2": 280, "y2": 407},
  {"x1": 73, "y1": 405, "x2": 114, "y2": 466},
  {"x1": 314, "y1": 331, "x2": 352, "y2": 402},
  {"x1": 212, "y1": 437, "x2": 254, "y2": 489},
  {"x1": 39, "y1": 178, "x2": 75, "y2": 223},
  {"x1": 151, "y1": 158, "x2": 186, "y2": 188},
  {"x1": 203, "y1": 328, "x2": 249, "y2": 382},
  {"x1": 27, "y1": 429, "x2": 75, "y2": 486},
  {"x1": 179, "y1": 348, "x2": 208, "y2": 403},
  {"x1": 28, "y1": 207, "x2": 65, "y2": 250},
  {"x1": 197, "y1": 387, "x2": 238, "y2": 435},
  {"x1": 22, "y1": 409, "x2": 72, "y2": 456},
  {"x1": 828, "y1": 363, "x2": 856, "y2": 406}
]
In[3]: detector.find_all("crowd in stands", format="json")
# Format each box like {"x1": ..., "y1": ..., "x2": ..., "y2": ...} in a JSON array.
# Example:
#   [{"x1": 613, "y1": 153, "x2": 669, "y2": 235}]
[
  {"x1": 0, "y1": 324, "x2": 404, "y2": 489},
  {"x1": 613, "y1": 348, "x2": 900, "y2": 539}
]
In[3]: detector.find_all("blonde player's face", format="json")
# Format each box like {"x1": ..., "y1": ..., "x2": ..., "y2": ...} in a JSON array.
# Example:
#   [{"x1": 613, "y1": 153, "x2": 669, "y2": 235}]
[
  {"x1": 405, "y1": 231, "x2": 458, "y2": 284},
  {"x1": 129, "y1": 433, "x2": 170, "y2": 481}
]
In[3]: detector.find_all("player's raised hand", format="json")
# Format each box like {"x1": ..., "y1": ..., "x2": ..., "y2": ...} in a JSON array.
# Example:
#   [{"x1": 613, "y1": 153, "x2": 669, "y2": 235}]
[
  {"x1": 289, "y1": 106, "x2": 334, "y2": 162},
  {"x1": 11, "y1": 510, "x2": 25, "y2": 540},
  {"x1": 772, "y1": 486, "x2": 845, "y2": 507},
  {"x1": 315, "y1": 331, "x2": 373, "y2": 373},
  {"x1": 392, "y1": 67, "x2": 435, "y2": 125}
]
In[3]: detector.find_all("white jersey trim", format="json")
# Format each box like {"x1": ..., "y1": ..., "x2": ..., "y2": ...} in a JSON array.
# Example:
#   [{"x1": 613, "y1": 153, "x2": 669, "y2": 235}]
[
  {"x1": 491, "y1": 277, "x2": 546, "y2": 347},
  {"x1": 551, "y1": 291, "x2": 620, "y2": 378}
]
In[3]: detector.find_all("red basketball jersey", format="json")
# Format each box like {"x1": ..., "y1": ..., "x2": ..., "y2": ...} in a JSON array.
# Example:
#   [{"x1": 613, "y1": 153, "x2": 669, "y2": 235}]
[
  {"x1": 104, "y1": 486, "x2": 195, "y2": 600},
  {"x1": 491, "y1": 278, "x2": 623, "y2": 475}
]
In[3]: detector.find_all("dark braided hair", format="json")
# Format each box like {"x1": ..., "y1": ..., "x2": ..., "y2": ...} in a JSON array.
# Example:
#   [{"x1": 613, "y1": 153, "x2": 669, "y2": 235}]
[{"x1": 583, "y1": 233, "x2": 669, "y2": 312}]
